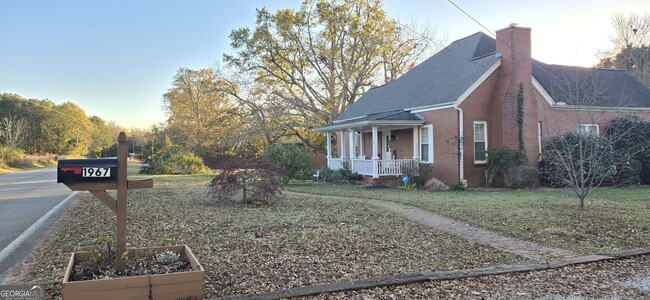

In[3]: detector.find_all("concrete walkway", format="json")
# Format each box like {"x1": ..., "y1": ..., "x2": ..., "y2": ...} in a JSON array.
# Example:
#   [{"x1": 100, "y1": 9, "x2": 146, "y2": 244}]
[{"x1": 286, "y1": 191, "x2": 591, "y2": 262}]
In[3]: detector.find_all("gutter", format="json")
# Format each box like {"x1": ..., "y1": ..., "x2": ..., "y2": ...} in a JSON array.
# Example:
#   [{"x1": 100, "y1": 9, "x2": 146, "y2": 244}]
[{"x1": 454, "y1": 105, "x2": 465, "y2": 185}]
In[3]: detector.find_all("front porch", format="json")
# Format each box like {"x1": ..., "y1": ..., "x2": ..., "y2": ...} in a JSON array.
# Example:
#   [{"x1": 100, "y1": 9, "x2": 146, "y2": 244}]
[
  {"x1": 315, "y1": 112, "x2": 428, "y2": 179},
  {"x1": 328, "y1": 157, "x2": 419, "y2": 178}
]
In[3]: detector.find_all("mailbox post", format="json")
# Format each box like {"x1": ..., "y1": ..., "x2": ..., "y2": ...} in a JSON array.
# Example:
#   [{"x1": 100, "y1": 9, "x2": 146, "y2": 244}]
[
  {"x1": 57, "y1": 132, "x2": 152, "y2": 272},
  {"x1": 116, "y1": 132, "x2": 128, "y2": 271}
]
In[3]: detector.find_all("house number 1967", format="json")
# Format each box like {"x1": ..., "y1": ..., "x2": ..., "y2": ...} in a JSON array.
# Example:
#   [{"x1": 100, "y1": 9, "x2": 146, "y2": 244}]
[{"x1": 82, "y1": 167, "x2": 111, "y2": 177}]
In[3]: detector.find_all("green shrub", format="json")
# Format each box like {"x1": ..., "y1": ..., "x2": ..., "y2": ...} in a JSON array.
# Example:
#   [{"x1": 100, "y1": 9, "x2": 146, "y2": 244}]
[
  {"x1": 485, "y1": 147, "x2": 526, "y2": 187},
  {"x1": 316, "y1": 167, "x2": 342, "y2": 182},
  {"x1": 140, "y1": 146, "x2": 211, "y2": 175},
  {"x1": 450, "y1": 182, "x2": 467, "y2": 191},
  {"x1": 607, "y1": 115, "x2": 650, "y2": 185},
  {"x1": 339, "y1": 161, "x2": 362, "y2": 182},
  {"x1": 0, "y1": 146, "x2": 25, "y2": 167},
  {"x1": 504, "y1": 165, "x2": 538, "y2": 189},
  {"x1": 263, "y1": 143, "x2": 313, "y2": 180}
]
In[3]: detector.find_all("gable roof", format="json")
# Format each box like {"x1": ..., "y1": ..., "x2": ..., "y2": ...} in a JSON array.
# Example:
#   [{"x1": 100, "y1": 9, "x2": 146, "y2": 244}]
[
  {"x1": 336, "y1": 32, "x2": 500, "y2": 121},
  {"x1": 532, "y1": 60, "x2": 650, "y2": 108},
  {"x1": 335, "y1": 31, "x2": 650, "y2": 123}
]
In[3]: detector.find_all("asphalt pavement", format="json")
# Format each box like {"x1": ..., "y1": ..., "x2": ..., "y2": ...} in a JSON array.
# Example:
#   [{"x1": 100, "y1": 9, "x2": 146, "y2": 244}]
[{"x1": 0, "y1": 167, "x2": 78, "y2": 283}]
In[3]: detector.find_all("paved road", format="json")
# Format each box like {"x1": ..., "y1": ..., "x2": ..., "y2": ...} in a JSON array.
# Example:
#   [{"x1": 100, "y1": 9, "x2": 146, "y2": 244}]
[{"x1": 0, "y1": 167, "x2": 78, "y2": 282}]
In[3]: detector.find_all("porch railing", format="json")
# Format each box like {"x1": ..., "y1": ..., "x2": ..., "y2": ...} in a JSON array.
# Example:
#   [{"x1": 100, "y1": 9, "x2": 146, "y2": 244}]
[
  {"x1": 328, "y1": 158, "x2": 418, "y2": 177},
  {"x1": 377, "y1": 159, "x2": 418, "y2": 176},
  {"x1": 352, "y1": 159, "x2": 374, "y2": 176},
  {"x1": 328, "y1": 158, "x2": 344, "y2": 171}
]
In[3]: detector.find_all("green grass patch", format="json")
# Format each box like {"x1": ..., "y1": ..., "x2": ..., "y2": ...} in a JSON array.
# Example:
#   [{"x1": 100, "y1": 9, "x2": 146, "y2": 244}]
[
  {"x1": 286, "y1": 182, "x2": 650, "y2": 255},
  {"x1": 128, "y1": 164, "x2": 213, "y2": 187}
]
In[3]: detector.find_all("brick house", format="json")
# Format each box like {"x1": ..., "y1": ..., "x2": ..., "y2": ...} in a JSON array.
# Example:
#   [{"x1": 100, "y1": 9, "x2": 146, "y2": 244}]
[{"x1": 314, "y1": 24, "x2": 650, "y2": 187}]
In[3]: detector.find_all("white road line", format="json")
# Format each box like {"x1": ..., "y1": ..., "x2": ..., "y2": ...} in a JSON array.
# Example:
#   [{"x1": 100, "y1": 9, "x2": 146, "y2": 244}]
[{"x1": 0, "y1": 191, "x2": 79, "y2": 263}]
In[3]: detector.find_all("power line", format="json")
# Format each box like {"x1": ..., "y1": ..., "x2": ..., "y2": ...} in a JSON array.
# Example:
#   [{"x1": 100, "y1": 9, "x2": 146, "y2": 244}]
[
  {"x1": 446, "y1": 0, "x2": 494, "y2": 37},
  {"x1": 389, "y1": 16, "x2": 491, "y2": 69},
  {"x1": 445, "y1": 0, "x2": 586, "y2": 90}
]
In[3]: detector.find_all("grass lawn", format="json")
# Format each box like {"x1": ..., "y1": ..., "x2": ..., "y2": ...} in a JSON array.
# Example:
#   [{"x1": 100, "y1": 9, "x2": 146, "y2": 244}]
[
  {"x1": 8, "y1": 175, "x2": 523, "y2": 299},
  {"x1": 286, "y1": 182, "x2": 650, "y2": 255}
]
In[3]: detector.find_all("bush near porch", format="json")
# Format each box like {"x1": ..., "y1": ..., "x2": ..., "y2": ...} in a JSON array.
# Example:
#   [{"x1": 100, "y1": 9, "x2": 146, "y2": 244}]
[{"x1": 286, "y1": 182, "x2": 650, "y2": 255}]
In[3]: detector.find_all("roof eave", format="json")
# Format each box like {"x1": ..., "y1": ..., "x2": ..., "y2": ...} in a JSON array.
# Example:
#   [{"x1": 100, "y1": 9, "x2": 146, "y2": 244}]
[
  {"x1": 455, "y1": 58, "x2": 502, "y2": 105},
  {"x1": 313, "y1": 120, "x2": 425, "y2": 132},
  {"x1": 552, "y1": 105, "x2": 650, "y2": 112}
]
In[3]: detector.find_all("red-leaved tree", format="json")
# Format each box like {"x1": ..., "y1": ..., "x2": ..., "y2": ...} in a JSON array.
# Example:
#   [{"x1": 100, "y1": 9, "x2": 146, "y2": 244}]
[{"x1": 208, "y1": 157, "x2": 285, "y2": 205}]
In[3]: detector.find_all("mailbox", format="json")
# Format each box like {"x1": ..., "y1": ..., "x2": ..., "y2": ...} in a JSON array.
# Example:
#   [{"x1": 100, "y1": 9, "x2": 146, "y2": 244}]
[{"x1": 57, "y1": 158, "x2": 118, "y2": 184}]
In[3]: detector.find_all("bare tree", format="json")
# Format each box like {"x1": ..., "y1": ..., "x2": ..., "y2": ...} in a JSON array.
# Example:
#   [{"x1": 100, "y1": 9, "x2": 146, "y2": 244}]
[
  {"x1": 538, "y1": 64, "x2": 648, "y2": 208},
  {"x1": 0, "y1": 115, "x2": 28, "y2": 148},
  {"x1": 597, "y1": 12, "x2": 650, "y2": 87},
  {"x1": 223, "y1": 0, "x2": 444, "y2": 152}
]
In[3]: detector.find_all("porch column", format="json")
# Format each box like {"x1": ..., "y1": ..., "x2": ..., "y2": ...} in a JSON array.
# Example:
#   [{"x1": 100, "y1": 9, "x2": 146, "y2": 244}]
[
  {"x1": 359, "y1": 131, "x2": 364, "y2": 158},
  {"x1": 326, "y1": 131, "x2": 332, "y2": 168},
  {"x1": 339, "y1": 130, "x2": 346, "y2": 160},
  {"x1": 371, "y1": 126, "x2": 379, "y2": 178},
  {"x1": 412, "y1": 127, "x2": 419, "y2": 161},
  {"x1": 349, "y1": 129, "x2": 355, "y2": 159}
]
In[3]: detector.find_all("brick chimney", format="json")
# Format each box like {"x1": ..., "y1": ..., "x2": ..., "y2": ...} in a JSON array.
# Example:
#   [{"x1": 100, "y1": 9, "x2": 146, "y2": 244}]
[{"x1": 491, "y1": 24, "x2": 538, "y2": 164}]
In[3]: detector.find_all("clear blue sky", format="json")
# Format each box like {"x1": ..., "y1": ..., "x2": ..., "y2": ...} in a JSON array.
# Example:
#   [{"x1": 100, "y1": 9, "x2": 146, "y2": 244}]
[{"x1": 1, "y1": 0, "x2": 646, "y2": 129}]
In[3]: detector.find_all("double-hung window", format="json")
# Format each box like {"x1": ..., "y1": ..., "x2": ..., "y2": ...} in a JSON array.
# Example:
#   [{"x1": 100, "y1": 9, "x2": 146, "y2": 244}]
[
  {"x1": 579, "y1": 124, "x2": 599, "y2": 136},
  {"x1": 420, "y1": 125, "x2": 434, "y2": 163},
  {"x1": 474, "y1": 121, "x2": 488, "y2": 163}
]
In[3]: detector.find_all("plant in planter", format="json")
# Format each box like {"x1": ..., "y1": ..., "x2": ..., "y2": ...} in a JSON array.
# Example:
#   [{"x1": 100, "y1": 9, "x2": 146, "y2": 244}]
[
  {"x1": 63, "y1": 244, "x2": 204, "y2": 300},
  {"x1": 58, "y1": 133, "x2": 205, "y2": 299}
]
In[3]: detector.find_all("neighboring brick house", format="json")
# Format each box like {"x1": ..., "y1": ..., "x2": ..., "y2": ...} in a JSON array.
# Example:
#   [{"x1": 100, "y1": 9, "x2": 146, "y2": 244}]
[{"x1": 314, "y1": 24, "x2": 650, "y2": 187}]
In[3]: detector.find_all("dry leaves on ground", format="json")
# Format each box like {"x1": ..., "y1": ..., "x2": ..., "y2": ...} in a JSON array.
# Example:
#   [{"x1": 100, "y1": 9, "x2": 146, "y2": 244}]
[
  {"x1": 6, "y1": 185, "x2": 524, "y2": 299},
  {"x1": 304, "y1": 256, "x2": 650, "y2": 299}
]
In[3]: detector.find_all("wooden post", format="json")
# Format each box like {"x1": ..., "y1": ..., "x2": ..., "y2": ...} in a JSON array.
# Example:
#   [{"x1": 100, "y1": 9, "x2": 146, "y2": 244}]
[
  {"x1": 58, "y1": 132, "x2": 153, "y2": 274},
  {"x1": 116, "y1": 132, "x2": 128, "y2": 272}
]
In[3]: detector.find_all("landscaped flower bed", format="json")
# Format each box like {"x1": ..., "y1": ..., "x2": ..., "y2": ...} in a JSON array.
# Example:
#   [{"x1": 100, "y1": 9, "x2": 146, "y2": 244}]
[{"x1": 62, "y1": 245, "x2": 204, "y2": 300}]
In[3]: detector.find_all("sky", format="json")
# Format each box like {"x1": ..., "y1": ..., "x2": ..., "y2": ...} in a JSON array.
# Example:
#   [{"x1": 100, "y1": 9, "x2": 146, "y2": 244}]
[{"x1": 1, "y1": 0, "x2": 647, "y2": 129}]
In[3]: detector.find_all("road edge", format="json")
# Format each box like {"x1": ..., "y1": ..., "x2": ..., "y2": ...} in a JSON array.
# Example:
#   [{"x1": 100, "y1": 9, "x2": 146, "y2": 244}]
[{"x1": 0, "y1": 191, "x2": 80, "y2": 263}]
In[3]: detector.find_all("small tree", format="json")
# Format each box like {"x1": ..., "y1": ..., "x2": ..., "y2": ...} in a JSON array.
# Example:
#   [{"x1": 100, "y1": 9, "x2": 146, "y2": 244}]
[
  {"x1": 208, "y1": 157, "x2": 285, "y2": 205},
  {"x1": 539, "y1": 133, "x2": 613, "y2": 208}
]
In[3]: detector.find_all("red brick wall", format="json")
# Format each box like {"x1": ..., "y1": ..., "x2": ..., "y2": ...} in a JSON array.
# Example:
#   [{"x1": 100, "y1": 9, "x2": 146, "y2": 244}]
[
  {"x1": 536, "y1": 91, "x2": 650, "y2": 144},
  {"x1": 460, "y1": 69, "x2": 500, "y2": 187},
  {"x1": 389, "y1": 128, "x2": 414, "y2": 159},
  {"x1": 420, "y1": 108, "x2": 460, "y2": 185}
]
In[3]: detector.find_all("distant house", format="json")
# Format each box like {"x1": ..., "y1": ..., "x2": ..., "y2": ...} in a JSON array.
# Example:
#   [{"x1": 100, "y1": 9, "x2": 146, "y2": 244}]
[{"x1": 314, "y1": 24, "x2": 650, "y2": 187}]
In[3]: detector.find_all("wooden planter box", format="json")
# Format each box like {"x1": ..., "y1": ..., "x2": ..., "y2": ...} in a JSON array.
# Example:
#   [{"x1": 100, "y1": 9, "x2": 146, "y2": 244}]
[{"x1": 62, "y1": 245, "x2": 204, "y2": 300}]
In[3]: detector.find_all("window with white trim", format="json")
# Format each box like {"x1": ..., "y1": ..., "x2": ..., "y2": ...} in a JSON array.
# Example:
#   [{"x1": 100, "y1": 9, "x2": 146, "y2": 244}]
[
  {"x1": 420, "y1": 125, "x2": 434, "y2": 163},
  {"x1": 579, "y1": 123, "x2": 599, "y2": 136},
  {"x1": 474, "y1": 121, "x2": 488, "y2": 163}
]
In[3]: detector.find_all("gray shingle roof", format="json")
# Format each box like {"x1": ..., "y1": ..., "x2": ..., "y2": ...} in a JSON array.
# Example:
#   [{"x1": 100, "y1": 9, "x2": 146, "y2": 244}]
[
  {"x1": 334, "y1": 110, "x2": 423, "y2": 126},
  {"x1": 336, "y1": 32, "x2": 499, "y2": 121},
  {"x1": 532, "y1": 60, "x2": 650, "y2": 108},
  {"x1": 336, "y1": 31, "x2": 650, "y2": 123}
]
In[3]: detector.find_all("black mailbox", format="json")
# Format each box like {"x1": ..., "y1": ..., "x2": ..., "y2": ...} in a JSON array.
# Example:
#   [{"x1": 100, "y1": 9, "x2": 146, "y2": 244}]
[{"x1": 57, "y1": 158, "x2": 118, "y2": 184}]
